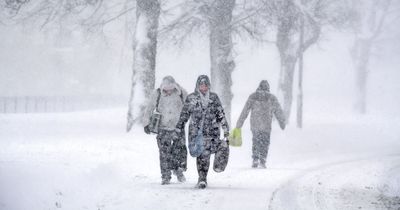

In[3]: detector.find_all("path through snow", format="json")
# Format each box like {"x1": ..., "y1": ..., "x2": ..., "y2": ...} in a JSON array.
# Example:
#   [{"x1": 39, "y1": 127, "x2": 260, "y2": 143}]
[{"x1": 0, "y1": 108, "x2": 399, "y2": 210}]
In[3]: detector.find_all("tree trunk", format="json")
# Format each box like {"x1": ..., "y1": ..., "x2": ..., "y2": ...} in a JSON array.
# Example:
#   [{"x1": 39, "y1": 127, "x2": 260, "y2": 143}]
[
  {"x1": 276, "y1": 0, "x2": 297, "y2": 123},
  {"x1": 127, "y1": 0, "x2": 160, "y2": 131},
  {"x1": 276, "y1": 1, "x2": 320, "y2": 123},
  {"x1": 353, "y1": 39, "x2": 372, "y2": 114},
  {"x1": 350, "y1": 0, "x2": 391, "y2": 114},
  {"x1": 209, "y1": 0, "x2": 236, "y2": 126},
  {"x1": 278, "y1": 54, "x2": 297, "y2": 122},
  {"x1": 297, "y1": 15, "x2": 305, "y2": 128}
]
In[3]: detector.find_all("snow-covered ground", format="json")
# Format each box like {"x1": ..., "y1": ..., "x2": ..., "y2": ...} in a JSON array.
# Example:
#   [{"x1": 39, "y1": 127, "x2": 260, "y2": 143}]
[{"x1": 0, "y1": 108, "x2": 399, "y2": 210}]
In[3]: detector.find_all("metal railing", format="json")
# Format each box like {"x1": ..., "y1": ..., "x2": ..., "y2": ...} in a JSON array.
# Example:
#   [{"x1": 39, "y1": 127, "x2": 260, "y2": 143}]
[{"x1": 0, "y1": 95, "x2": 127, "y2": 113}]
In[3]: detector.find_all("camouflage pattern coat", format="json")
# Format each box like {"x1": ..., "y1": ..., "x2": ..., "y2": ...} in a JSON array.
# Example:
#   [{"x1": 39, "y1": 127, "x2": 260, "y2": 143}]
[{"x1": 176, "y1": 75, "x2": 229, "y2": 150}]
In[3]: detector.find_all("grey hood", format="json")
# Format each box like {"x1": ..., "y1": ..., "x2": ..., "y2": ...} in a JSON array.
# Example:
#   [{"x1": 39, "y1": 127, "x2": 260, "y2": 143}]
[
  {"x1": 257, "y1": 80, "x2": 270, "y2": 92},
  {"x1": 254, "y1": 80, "x2": 270, "y2": 101},
  {"x1": 194, "y1": 75, "x2": 211, "y2": 93},
  {"x1": 194, "y1": 75, "x2": 211, "y2": 108}
]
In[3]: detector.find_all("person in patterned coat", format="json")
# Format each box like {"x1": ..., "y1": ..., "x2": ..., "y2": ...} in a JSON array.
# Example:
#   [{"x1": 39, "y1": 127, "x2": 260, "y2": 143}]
[{"x1": 175, "y1": 75, "x2": 229, "y2": 189}]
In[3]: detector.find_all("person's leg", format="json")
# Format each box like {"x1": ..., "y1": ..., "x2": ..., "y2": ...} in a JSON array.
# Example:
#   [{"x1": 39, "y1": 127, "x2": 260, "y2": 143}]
[
  {"x1": 171, "y1": 131, "x2": 187, "y2": 182},
  {"x1": 259, "y1": 132, "x2": 271, "y2": 168},
  {"x1": 157, "y1": 130, "x2": 173, "y2": 184},
  {"x1": 177, "y1": 131, "x2": 188, "y2": 171},
  {"x1": 252, "y1": 131, "x2": 263, "y2": 167},
  {"x1": 196, "y1": 149, "x2": 211, "y2": 188}
]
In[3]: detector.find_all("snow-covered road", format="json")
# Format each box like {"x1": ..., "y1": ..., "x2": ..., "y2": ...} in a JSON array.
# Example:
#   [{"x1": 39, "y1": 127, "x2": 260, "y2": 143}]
[
  {"x1": 1, "y1": 108, "x2": 399, "y2": 210},
  {"x1": 269, "y1": 156, "x2": 400, "y2": 210}
]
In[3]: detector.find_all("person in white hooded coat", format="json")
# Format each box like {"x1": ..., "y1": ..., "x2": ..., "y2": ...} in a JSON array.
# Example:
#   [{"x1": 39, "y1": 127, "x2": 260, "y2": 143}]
[{"x1": 143, "y1": 76, "x2": 188, "y2": 185}]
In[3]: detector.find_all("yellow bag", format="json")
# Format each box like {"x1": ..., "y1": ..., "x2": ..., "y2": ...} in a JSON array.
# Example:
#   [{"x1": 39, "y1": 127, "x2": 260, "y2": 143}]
[{"x1": 229, "y1": 128, "x2": 242, "y2": 147}]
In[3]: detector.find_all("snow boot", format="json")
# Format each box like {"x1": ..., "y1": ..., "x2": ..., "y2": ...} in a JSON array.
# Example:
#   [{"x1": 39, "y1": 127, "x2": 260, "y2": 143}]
[
  {"x1": 196, "y1": 181, "x2": 207, "y2": 189},
  {"x1": 252, "y1": 159, "x2": 258, "y2": 168},
  {"x1": 174, "y1": 169, "x2": 186, "y2": 183},
  {"x1": 161, "y1": 178, "x2": 171, "y2": 185}
]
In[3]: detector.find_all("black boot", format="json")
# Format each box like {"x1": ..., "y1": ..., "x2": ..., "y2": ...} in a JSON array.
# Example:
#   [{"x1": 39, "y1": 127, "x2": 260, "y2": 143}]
[
  {"x1": 174, "y1": 168, "x2": 186, "y2": 183},
  {"x1": 161, "y1": 175, "x2": 171, "y2": 185},
  {"x1": 196, "y1": 180, "x2": 207, "y2": 189},
  {"x1": 196, "y1": 177, "x2": 207, "y2": 189},
  {"x1": 161, "y1": 178, "x2": 170, "y2": 185},
  {"x1": 252, "y1": 159, "x2": 258, "y2": 168}
]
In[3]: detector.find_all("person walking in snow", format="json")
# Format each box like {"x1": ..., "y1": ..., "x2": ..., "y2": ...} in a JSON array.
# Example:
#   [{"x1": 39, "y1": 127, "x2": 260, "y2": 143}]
[
  {"x1": 175, "y1": 75, "x2": 229, "y2": 189},
  {"x1": 235, "y1": 80, "x2": 285, "y2": 168},
  {"x1": 143, "y1": 76, "x2": 188, "y2": 185}
]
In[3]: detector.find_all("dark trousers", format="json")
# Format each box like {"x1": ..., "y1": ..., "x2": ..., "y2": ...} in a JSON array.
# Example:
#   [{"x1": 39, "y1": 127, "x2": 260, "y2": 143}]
[
  {"x1": 251, "y1": 130, "x2": 271, "y2": 164},
  {"x1": 156, "y1": 130, "x2": 187, "y2": 180},
  {"x1": 196, "y1": 138, "x2": 218, "y2": 182}
]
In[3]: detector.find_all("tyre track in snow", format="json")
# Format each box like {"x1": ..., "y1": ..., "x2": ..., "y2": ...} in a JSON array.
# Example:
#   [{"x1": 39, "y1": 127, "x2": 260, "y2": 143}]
[{"x1": 268, "y1": 154, "x2": 400, "y2": 210}]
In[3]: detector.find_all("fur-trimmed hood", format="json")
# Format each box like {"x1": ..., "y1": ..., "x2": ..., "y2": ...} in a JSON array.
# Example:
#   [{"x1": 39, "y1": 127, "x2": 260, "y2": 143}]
[{"x1": 160, "y1": 75, "x2": 182, "y2": 96}]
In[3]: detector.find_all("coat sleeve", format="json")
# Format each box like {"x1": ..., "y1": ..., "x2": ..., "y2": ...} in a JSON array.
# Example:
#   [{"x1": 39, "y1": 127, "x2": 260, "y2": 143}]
[
  {"x1": 143, "y1": 90, "x2": 158, "y2": 126},
  {"x1": 214, "y1": 94, "x2": 229, "y2": 134},
  {"x1": 272, "y1": 95, "x2": 286, "y2": 130},
  {"x1": 235, "y1": 95, "x2": 253, "y2": 128},
  {"x1": 175, "y1": 95, "x2": 192, "y2": 130}
]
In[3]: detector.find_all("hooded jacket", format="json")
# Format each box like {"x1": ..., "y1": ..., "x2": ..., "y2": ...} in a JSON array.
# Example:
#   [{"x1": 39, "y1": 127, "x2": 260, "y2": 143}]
[
  {"x1": 176, "y1": 75, "x2": 229, "y2": 142},
  {"x1": 236, "y1": 80, "x2": 285, "y2": 132},
  {"x1": 144, "y1": 76, "x2": 188, "y2": 131}
]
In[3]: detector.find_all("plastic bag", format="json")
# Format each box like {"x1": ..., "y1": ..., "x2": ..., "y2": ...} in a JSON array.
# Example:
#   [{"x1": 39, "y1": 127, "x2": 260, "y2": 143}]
[
  {"x1": 213, "y1": 140, "x2": 229, "y2": 172},
  {"x1": 228, "y1": 128, "x2": 242, "y2": 147},
  {"x1": 189, "y1": 129, "x2": 204, "y2": 157}
]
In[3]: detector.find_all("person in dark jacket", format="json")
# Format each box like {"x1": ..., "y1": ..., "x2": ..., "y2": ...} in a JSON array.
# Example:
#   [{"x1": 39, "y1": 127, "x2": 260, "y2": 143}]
[
  {"x1": 235, "y1": 80, "x2": 285, "y2": 168},
  {"x1": 143, "y1": 76, "x2": 188, "y2": 185},
  {"x1": 175, "y1": 75, "x2": 229, "y2": 189}
]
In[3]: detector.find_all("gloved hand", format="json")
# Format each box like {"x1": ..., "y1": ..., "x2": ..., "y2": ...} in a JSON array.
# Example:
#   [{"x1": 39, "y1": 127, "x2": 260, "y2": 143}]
[
  {"x1": 144, "y1": 125, "x2": 151, "y2": 134},
  {"x1": 224, "y1": 131, "x2": 229, "y2": 138},
  {"x1": 223, "y1": 131, "x2": 230, "y2": 144},
  {"x1": 279, "y1": 121, "x2": 286, "y2": 130}
]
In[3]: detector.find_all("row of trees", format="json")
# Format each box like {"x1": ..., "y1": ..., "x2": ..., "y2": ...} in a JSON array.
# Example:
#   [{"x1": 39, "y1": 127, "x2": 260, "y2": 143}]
[
  {"x1": 1, "y1": 0, "x2": 398, "y2": 129},
  {"x1": 126, "y1": 0, "x2": 353, "y2": 129}
]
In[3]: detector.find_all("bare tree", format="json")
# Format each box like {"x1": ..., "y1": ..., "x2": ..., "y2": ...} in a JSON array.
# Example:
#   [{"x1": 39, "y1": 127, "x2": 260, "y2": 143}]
[
  {"x1": 127, "y1": 0, "x2": 161, "y2": 131},
  {"x1": 1, "y1": 0, "x2": 164, "y2": 130},
  {"x1": 0, "y1": 0, "x2": 133, "y2": 31},
  {"x1": 262, "y1": 0, "x2": 352, "y2": 123},
  {"x1": 159, "y1": 0, "x2": 267, "y2": 124},
  {"x1": 350, "y1": 0, "x2": 395, "y2": 114},
  {"x1": 208, "y1": 0, "x2": 236, "y2": 125}
]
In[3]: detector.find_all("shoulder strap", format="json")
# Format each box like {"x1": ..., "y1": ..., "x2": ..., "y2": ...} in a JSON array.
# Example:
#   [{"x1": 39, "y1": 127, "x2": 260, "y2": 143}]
[{"x1": 155, "y1": 88, "x2": 161, "y2": 111}]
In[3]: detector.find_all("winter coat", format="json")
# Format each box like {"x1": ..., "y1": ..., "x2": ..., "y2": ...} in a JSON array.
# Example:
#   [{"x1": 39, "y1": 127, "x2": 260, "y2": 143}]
[
  {"x1": 236, "y1": 80, "x2": 285, "y2": 132},
  {"x1": 176, "y1": 75, "x2": 229, "y2": 143},
  {"x1": 144, "y1": 76, "x2": 188, "y2": 131}
]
